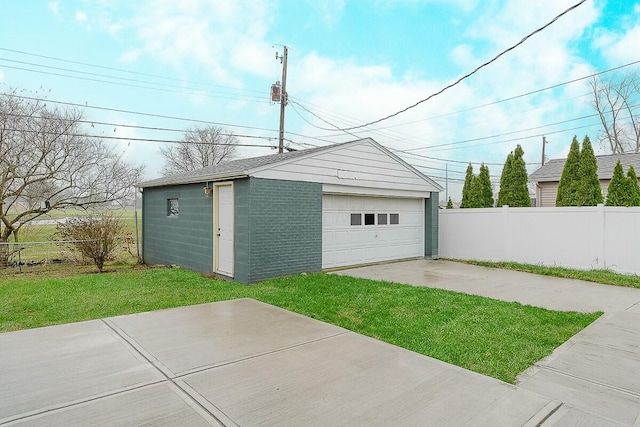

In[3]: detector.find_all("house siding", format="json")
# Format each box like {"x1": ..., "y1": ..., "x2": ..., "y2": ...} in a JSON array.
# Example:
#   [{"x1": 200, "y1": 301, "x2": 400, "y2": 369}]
[
  {"x1": 142, "y1": 183, "x2": 214, "y2": 272},
  {"x1": 236, "y1": 177, "x2": 323, "y2": 283},
  {"x1": 252, "y1": 140, "x2": 439, "y2": 195},
  {"x1": 537, "y1": 180, "x2": 611, "y2": 207},
  {"x1": 424, "y1": 192, "x2": 439, "y2": 258}
]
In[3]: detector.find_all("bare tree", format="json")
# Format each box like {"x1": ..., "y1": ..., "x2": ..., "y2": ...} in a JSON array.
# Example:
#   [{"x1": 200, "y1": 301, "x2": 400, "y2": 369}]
[
  {"x1": 590, "y1": 73, "x2": 640, "y2": 153},
  {"x1": 159, "y1": 125, "x2": 238, "y2": 176},
  {"x1": 0, "y1": 89, "x2": 144, "y2": 268}
]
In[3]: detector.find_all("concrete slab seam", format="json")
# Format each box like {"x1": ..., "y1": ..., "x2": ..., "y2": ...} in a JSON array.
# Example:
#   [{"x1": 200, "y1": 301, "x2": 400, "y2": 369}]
[
  {"x1": 533, "y1": 364, "x2": 640, "y2": 399},
  {"x1": 176, "y1": 330, "x2": 351, "y2": 378},
  {"x1": 102, "y1": 318, "x2": 176, "y2": 379},
  {"x1": 0, "y1": 381, "x2": 166, "y2": 426},
  {"x1": 522, "y1": 401, "x2": 564, "y2": 427},
  {"x1": 100, "y1": 319, "x2": 230, "y2": 427},
  {"x1": 166, "y1": 381, "x2": 234, "y2": 427},
  {"x1": 625, "y1": 300, "x2": 640, "y2": 312},
  {"x1": 171, "y1": 380, "x2": 240, "y2": 427}
]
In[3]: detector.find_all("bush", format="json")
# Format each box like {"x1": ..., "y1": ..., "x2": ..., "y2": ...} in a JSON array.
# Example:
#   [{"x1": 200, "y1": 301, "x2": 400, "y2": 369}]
[{"x1": 56, "y1": 213, "x2": 124, "y2": 272}]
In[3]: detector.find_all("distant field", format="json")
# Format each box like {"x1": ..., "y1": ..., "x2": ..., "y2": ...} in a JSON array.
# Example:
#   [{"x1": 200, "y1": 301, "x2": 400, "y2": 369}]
[{"x1": 1, "y1": 208, "x2": 140, "y2": 270}]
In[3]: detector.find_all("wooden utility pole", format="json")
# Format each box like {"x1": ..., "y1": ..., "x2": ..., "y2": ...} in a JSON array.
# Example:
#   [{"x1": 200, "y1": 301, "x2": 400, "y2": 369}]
[
  {"x1": 541, "y1": 136, "x2": 547, "y2": 166},
  {"x1": 276, "y1": 46, "x2": 288, "y2": 153}
]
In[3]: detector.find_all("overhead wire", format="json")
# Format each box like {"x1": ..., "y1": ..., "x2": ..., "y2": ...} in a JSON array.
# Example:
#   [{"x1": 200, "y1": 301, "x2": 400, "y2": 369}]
[
  {"x1": 0, "y1": 46, "x2": 267, "y2": 96},
  {"x1": 294, "y1": 0, "x2": 589, "y2": 132},
  {"x1": 2, "y1": 127, "x2": 278, "y2": 147},
  {"x1": 0, "y1": 61, "x2": 270, "y2": 104},
  {"x1": 0, "y1": 92, "x2": 279, "y2": 133}
]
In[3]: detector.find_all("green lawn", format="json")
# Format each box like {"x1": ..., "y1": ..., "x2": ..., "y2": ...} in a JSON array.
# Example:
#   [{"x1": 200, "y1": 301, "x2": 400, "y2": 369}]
[
  {"x1": 0, "y1": 268, "x2": 600, "y2": 383},
  {"x1": 455, "y1": 260, "x2": 640, "y2": 289}
]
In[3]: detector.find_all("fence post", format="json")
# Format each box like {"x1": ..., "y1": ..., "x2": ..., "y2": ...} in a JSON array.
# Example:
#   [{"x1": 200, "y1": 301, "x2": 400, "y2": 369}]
[
  {"x1": 597, "y1": 203, "x2": 606, "y2": 269},
  {"x1": 502, "y1": 205, "x2": 510, "y2": 261}
]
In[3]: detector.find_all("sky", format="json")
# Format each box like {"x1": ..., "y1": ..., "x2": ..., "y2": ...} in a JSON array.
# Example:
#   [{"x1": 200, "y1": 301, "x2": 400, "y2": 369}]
[{"x1": 1, "y1": 0, "x2": 639, "y2": 202}]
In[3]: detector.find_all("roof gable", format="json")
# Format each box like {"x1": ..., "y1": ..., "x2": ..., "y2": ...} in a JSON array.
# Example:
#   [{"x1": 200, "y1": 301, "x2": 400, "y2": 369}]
[
  {"x1": 530, "y1": 152, "x2": 640, "y2": 182},
  {"x1": 139, "y1": 138, "x2": 442, "y2": 193}
]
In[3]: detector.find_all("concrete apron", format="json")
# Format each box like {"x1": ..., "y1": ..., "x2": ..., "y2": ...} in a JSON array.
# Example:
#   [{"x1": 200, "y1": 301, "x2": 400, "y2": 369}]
[
  {"x1": 2, "y1": 299, "x2": 562, "y2": 427},
  {"x1": 336, "y1": 259, "x2": 640, "y2": 426}
]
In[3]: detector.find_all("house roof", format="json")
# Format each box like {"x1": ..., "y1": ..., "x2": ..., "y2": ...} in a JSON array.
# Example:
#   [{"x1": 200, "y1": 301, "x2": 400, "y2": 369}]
[
  {"x1": 138, "y1": 138, "x2": 443, "y2": 191},
  {"x1": 529, "y1": 152, "x2": 640, "y2": 182}
]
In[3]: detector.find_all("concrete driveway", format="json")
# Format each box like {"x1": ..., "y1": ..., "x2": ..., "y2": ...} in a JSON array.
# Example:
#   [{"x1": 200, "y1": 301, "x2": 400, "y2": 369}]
[
  {"x1": 335, "y1": 259, "x2": 640, "y2": 313},
  {"x1": 337, "y1": 259, "x2": 640, "y2": 426},
  {"x1": 3, "y1": 261, "x2": 640, "y2": 426},
  {"x1": 2, "y1": 299, "x2": 557, "y2": 426}
]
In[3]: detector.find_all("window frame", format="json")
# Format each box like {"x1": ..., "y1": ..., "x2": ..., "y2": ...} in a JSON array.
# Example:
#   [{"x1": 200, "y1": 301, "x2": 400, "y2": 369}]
[{"x1": 168, "y1": 198, "x2": 179, "y2": 217}]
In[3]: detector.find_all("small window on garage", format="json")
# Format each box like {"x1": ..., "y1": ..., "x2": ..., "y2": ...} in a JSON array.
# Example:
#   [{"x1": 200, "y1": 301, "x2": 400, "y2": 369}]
[
  {"x1": 378, "y1": 213, "x2": 387, "y2": 225},
  {"x1": 390, "y1": 213, "x2": 399, "y2": 224},
  {"x1": 364, "y1": 213, "x2": 375, "y2": 225},
  {"x1": 350, "y1": 213, "x2": 362, "y2": 226},
  {"x1": 168, "y1": 198, "x2": 179, "y2": 217}
]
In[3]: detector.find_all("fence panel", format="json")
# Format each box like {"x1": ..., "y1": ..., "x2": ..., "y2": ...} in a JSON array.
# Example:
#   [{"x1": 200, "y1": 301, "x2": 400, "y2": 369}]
[{"x1": 439, "y1": 205, "x2": 640, "y2": 275}]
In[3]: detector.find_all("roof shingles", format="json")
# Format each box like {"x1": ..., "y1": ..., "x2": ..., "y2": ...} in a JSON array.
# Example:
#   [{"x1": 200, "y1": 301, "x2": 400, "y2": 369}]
[
  {"x1": 529, "y1": 152, "x2": 640, "y2": 182},
  {"x1": 138, "y1": 142, "x2": 350, "y2": 188}
]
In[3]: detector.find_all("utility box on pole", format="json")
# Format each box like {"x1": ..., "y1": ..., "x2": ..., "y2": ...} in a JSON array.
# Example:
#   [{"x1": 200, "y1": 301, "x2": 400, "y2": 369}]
[{"x1": 270, "y1": 81, "x2": 281, "y2": 103}]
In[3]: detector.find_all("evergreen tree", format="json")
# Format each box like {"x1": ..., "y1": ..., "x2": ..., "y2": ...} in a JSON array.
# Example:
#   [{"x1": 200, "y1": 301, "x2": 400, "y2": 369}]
[
  {"x1": 497, "y1": 152, "x2": 513, "y2": 206},
  {"x1": 576, "y1": 136, "x2": 603, "y2": 206},
  {"x1": 556, "y1": 136, "x2": 582, "y2": 206},
  {"x1": 446, "y1": 197, "x2": 454, "y2": 209},
  {"x1": 606, "y1": 161, "x2": 629, "y2": 206},
  {"x1": 626, "y1": 165, "x2": 640, "y2": 206},
  {"x1": 460, "y1": 163, "x2": 474, "y2": 208},
  {"x1": 477, "y1": 163, "x2": 494, "y2": 207},
  {"x1": 510, "y1": 145, "x2": 531, "y2": 207},
  {"x1": 468, "y1": 175, "x2": 482, "y2": 208}
]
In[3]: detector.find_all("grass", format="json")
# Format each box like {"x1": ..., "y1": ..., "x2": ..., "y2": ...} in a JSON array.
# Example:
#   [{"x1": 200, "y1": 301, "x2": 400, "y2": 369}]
[
  {"x1": 0, "y1": 268, "x2": 600, "y2": 383},
  {"x1": 2, "y1": 209, "x2": 140, "y2": 268},
  {"x1": 454, "y1": 260, "x2": 640, "y2": 289}
]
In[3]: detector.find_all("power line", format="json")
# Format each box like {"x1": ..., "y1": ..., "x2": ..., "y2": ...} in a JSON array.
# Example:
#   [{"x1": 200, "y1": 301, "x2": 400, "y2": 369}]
[
  {"x1": 402, "y1": 105, "x2": 640, "y2": 153},
  {"x1": 0, "y1": 61, "x2": 269, "y2": 104},
  {"x1": 343, "y1": 60, "x2": 640, "y2": 133},
  {"x1": 289, "y1": 99, "x2": 363, "y2": 139},
  {"x1": 0, "y1": 92, "x2": 279, "y2": 133},
  {"x1": 288, "y1": 55, "x2": 640, "y2": 149},
  {"x1": 1, "y1": 127, "x2": 278, "y2": 146},
  {"x1": 0, "y1": 46, "x2": 267, "y2": 96},
  {"x1": 306, "y1": 0, "x2": 589, "y2": 132}
]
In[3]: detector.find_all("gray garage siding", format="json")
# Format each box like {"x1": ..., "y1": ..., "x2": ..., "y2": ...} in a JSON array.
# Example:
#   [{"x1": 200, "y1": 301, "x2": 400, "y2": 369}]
[
  {"x1": 142, "y1": 183, "x2": 214, "y2": 273},
  {"x1": 424, "y1": 193, "x2": 439, "y2": 258},
  {"x1": 234, "y1": 178, "x2": 322, "y2": 283}
]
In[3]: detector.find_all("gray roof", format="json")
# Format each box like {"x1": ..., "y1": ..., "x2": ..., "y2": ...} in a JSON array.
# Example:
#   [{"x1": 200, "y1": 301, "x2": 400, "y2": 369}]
[
  {"x1": 138, "y1": 141, "x2": 354, "y2": 188},
  {"x1": 138, "y1": 138, "x2": 442, "y2": 191},
  {"x1": 529, "y1": 152, "x2": 640, "y2": 182}
]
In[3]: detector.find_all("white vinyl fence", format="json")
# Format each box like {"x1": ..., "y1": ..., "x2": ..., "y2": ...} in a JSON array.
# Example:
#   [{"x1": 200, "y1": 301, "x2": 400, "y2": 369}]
[{"x1": 439, "y1": 205, "x2": 640, "y2": 275}]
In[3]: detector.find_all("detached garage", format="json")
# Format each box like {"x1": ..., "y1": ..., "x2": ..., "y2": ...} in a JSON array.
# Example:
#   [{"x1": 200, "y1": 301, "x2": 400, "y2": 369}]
[{"x1": 139, "y1": 138, "x2": 442, "y2": 283}]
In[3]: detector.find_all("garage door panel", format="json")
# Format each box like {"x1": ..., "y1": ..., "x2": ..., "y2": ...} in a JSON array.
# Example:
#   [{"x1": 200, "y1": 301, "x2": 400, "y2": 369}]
[{"x1": 322, "y1": 195, "x2": 424, "y2": 269}]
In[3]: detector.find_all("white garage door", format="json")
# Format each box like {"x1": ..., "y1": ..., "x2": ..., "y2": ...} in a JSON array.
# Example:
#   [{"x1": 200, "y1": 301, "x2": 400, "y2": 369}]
[{"x1": 322, "y1": 194, "x2": 424, "y2": 269}]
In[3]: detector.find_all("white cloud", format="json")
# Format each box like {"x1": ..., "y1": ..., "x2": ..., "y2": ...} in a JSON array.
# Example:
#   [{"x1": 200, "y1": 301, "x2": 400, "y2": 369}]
[
  {"x1": 307, "y1": 0, "x2": 345, "y2": 28},
  {"x1": 109, "y1": 0, "x2": 277, "y2": 86},
  {"x1": 118, "y1": 49, "x2": 140, "y2": 63},
  {"x1": 598, "y1": 25, "x2": 640, "y2": 65},
  {"x1": 48, "y1": 1, "x2": 60, "y2": 17},
  {"x1": 450, "y1": 44, "x2": 475, "y2": 68},
  {"x1": 75, "y1": 10, "x2": 88, "y2": 23},
  {"x1": 47, "y1": 1, "x2": 60, "y2": 18}
]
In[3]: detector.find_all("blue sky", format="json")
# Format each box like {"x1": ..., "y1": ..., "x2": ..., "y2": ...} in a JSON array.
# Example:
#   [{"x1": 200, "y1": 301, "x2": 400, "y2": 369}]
[{"x1": 1, "y1": 0, "x2": 639, "y2": 201}]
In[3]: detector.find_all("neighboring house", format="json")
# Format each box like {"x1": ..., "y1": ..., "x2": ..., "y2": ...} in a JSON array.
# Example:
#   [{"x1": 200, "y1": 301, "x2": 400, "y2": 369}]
[
  {"x1": 138, "y1": 138, "x2": 443, "y2": 283},
  {"x1": 529, "y1": 152, "x2": 640, "y2": 207}
]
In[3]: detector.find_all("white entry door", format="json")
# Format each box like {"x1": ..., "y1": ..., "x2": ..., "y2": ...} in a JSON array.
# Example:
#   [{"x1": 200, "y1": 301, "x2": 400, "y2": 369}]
[
  {"x1": 322, "y1": 194, "x2": 424, "y2": 269},
  {"x1": 215, "y1": 184, "x2": 234, "y2": 277}
]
